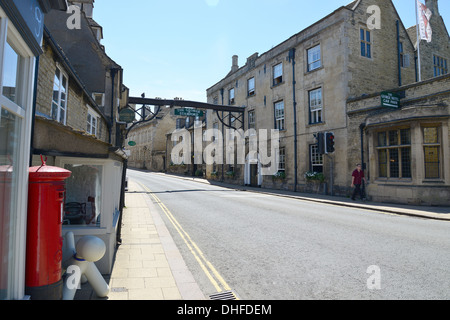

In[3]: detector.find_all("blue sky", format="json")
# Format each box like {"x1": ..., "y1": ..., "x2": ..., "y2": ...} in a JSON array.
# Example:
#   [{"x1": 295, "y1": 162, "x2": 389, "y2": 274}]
[{"x1": 93, "y1": 0, "x2": 450, "y2": 102}]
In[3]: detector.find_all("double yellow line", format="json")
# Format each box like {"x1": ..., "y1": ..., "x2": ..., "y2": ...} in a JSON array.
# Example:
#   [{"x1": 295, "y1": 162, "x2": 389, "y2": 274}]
[{"x1": 139, "y1": 183, "x2": 233, "y2": 296}]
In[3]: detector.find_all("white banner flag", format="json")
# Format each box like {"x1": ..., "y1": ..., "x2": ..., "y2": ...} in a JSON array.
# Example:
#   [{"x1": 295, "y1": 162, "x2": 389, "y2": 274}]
[{"x1": 417, "y1": 0, "x2": 432, "y2": 43}]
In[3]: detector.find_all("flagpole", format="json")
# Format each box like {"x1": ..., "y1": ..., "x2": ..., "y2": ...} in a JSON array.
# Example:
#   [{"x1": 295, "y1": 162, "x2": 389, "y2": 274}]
[{"x1": 416, "y1": 0, "x2": 422, "y2": 82}]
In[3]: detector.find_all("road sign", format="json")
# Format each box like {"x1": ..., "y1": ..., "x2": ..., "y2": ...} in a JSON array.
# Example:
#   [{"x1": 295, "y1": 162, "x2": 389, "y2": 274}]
[
  {"x1": 119, "y1": 108, "x2": 136, "y2": 123},
  {"x1": 381, "y1": 92, "x2": 401, "y2": 109},
  {"x1": 174, "y1": 108, "x2": 204, "y2": 117}
]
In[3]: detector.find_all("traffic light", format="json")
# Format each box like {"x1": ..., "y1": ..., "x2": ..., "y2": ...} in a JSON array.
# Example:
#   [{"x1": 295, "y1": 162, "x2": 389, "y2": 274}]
[
  {"x1": 315, "y1": 132, "x2": 325, "y2": 155},
  {"x1": 326, "y1": 132, "x2": 335, "y2": 154}
]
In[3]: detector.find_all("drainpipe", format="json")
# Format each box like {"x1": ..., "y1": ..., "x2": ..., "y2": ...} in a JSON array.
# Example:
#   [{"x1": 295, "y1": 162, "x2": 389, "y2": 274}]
[
  {"x1": 289, "y1": 48, "x2": 298, "y2": 192},
  {"x1": 360, "y1": 123, "x2": 366, "y2": 171},
  {"x1": 220, "y1": 88, "x2": 224, "y2": 182},
  {"x1": 109, "y1": 68, "x2": 118, "y2": 145},
  {"x1": 396, "y1": 20, "x2": 402, "y2": 87},
  {"x1": 117, "y1": 158, "x2": 127, "y2": 245}
]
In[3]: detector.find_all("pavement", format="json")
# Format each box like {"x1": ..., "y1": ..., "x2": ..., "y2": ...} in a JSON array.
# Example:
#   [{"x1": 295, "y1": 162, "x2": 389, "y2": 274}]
[
  {"x1": 74, "y1": 172, "x2": 449, "y2": 300},
  {"x1": 74, "y1": 179, "x2": 206, "y2": 300}
]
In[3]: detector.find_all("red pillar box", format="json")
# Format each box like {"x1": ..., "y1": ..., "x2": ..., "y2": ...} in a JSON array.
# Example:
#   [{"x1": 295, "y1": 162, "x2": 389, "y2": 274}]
[{"x1": 25, "y1": 158, "x2": 71, "y2": 300}]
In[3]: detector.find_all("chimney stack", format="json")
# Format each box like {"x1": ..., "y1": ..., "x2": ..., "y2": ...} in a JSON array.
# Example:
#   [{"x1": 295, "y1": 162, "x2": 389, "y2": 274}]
[
  {"x1": 425, "y1": 0, "x2": 439, "y2": 16},
  {"x1": 231, "y1": 55, "x2": 239, "y2": 73}
]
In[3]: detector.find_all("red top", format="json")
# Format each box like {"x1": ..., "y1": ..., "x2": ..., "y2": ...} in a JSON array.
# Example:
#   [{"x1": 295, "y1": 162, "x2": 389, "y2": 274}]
[
  {"x1": 352, "y1": 169, "x2": 365, "y2": 185},
  {"x1": 29, "y1": 164, "x2": 72, "y2": 182}
]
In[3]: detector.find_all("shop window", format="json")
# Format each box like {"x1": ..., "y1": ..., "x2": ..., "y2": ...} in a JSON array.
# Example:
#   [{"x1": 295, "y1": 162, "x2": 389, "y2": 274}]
[
  {"x1": 423, "y1": 127, "x2": 441, "y2": 179},
  {"x1": 63, "y1": 164, "x2": 103, "y2": 226},
  {"x1": 0, "y1": 15, "x2": 35, "y2": 299},
  {"x1": 1, "y1": 41, "x2": 22, "y2": 104},
  {"x1": 376, "y1": 128, "x2": 411, "y2": 178},
  {"x1": 0, "y1": 108, "x2": 21, "y2": 299}
]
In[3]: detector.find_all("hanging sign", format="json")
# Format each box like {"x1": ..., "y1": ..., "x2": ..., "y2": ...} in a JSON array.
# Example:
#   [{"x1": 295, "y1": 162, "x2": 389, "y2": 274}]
[{"x1": 381, "y1": 92, "x2": 401, "y2": 109}]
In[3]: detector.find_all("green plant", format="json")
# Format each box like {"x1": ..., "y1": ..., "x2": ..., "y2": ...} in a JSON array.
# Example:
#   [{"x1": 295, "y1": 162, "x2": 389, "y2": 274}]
[
  {"x1": 225, "y1": 171, "x2": 235, "y2": 177},
  {"x1": 305, "y1": 171, "x2": 325, "y2": 182},
  {"x1": 273, "y1": 171, "x2": 286, "y2": 180}
]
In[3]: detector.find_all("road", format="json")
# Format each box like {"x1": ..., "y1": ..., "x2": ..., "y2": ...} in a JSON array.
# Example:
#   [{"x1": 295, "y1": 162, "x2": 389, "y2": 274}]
[{"x1": 127, "y1": 169, "x2": 450, "y2": 300}]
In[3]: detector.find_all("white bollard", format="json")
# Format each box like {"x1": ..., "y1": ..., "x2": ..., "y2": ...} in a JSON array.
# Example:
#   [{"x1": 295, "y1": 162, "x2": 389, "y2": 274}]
[{"x1": 62, "y1": 234, "x2": 110, "y2": 300}]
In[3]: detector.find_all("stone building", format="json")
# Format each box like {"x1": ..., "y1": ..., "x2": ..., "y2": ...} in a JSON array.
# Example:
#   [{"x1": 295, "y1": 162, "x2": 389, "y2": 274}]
[
  {"x1": 31, "y1": 0, "x2": 129, "y2": 274},
  {"x1": 0, "y1": 0, "x2": 68, "y2": 301},
  {"x1": 126, "y1": 107, "x2": 178, "y2": 172},
  {"x1": 206, "y1": 0, "x2": 449, "y2": 205}
]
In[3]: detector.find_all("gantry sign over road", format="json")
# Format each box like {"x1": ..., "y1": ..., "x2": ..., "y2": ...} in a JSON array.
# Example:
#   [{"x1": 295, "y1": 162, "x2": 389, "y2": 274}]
[{"x1": 124, "y1": 96, "x2": 246, "y2": 138}]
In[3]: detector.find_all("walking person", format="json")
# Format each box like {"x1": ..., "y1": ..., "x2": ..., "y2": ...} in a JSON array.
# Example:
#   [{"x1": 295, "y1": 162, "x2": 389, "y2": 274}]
[{"x1": 351, "y1": 164, "x2": 367, "y2": 201}]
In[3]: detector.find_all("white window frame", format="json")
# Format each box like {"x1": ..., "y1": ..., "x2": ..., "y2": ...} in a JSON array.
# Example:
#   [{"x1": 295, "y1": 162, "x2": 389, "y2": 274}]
[
  {"x1": 229, "y1": 88, "x2": 235, "y2": 105},
  {"x1": 87, "y1": 105, "x2": 100, "y2": 136},
  {"x1": 310, "y1": 144, "x2": 324, "y2": 173},
  {"x1": 248, "y1": 110, "x2": 256, "y2": 130},
  {"x1": 273, "y1": 63, "x2": 283, "y2": 85},
  {"x1": 248, "y1": 77, "x2": 255, "y2": 97},
  {"x1": 278, "y1": 147, "x2": 286, "y2": 172},
  {"x1": 0, "y1": 10, "x2": 37, "y2": 300},
  {"x1": 92, "y1": 92, "x2": 105, "y2": 107},
  {"x1": 307, "y1": 45, "x2": 321, "y2": 71},
  {"x1": 309, "y1": 88, "x2": 323, "y2": 124},
  {"x1": 51, "y1": 64, "x2": 68, "y2": 125},
  {"x1": 274, "y1": 100, "x2": 285, "y2": 130}
]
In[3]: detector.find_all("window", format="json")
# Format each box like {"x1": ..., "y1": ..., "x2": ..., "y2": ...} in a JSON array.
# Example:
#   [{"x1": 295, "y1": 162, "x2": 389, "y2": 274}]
[
  {"x1": 310, "y1": 144, "x2": 323, "y2": 173},
  {"x1": 248, "y1": 110, "x2": 255, "y2": 130},
  {"x1": 309, "y1": 88, "x2": 323, "y2": 124},
  {"x1": 360, "y1": 28, "x2": 372, "y2": 58},
  {"x1": 307, "y1": 45, "x2": 321, "y2": 71},
  {"x1": 399, "y1": 42, "x2": 410, "y2": 68},
  {"x1": 433, "y1": 55, "x2": 448, "y2": 77},
  {"x1": 377, "y1": 128, "x2": 411, "y2": 178},
  {"x1": 63, "y1": 163, "x2": 103, "y2": 226},
  {"x1": 273, "y1": 63, "x2": 283, "y2": 85},
  {"x1": 87, "y1": 106, "x2": 100, "y2": 136},
  {"x1": 229, "y1": 88, "x2": 235, "y2": 105},
  {"x1": 278, "y1": 147, "x2": 286, "y2": 172},
  {"x1": 423, "y1": 127, "x2": 441, "y2": 179},
  {"x1": 274, "y1": 101, "x2": 285, "y2": 130},
  {"x1": 0, "y1": 14, "x2": 36, "y2": 300},
  {"x1": 2, "y1": 40, "x2": 22, "y2": 104},
  {"x1": 52, "y1": 66, "x2": 68, "y2": 124},
  {"x1": 93, "y1": 93, "x2": 104, "y2": 107},
  {"x1": 248, "y1": 77, "x2": 255, "y2": 97}
]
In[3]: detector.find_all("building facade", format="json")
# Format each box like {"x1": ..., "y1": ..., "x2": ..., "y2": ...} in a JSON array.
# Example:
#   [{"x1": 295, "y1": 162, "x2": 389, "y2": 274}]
[
  {"x1": 206, "y1": 0, "x2": 449, "y2": 205},
  {"x1": 0, "y1": 0, "x2": 67, "y2": 300},
  {"x1": 126, "y1": 107, "x2": 178, "y2": 172},
  {"x1": 30, "y1": 1, "x2": 129, "y2": 275}
]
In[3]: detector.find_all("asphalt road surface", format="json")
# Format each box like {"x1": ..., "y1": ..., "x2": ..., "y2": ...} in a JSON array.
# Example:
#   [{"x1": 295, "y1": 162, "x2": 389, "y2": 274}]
[{"x1": 127, "y1": 170, "x2": 450, "y2": 300}]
